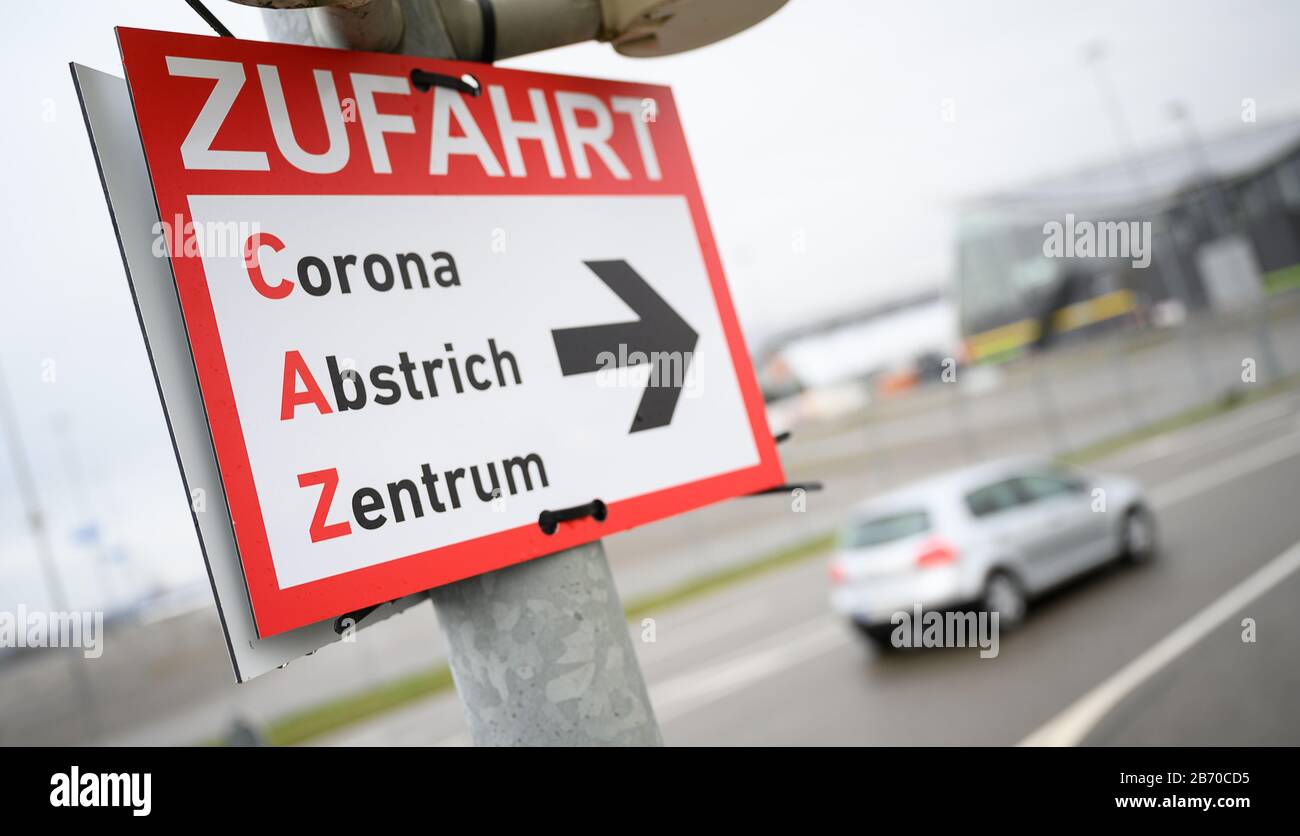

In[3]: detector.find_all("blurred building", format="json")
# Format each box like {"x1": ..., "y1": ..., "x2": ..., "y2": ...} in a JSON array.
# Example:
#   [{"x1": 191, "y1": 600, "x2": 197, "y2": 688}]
[
  {"x1": 756, "y1": 289, "x2": 959, "y2": 425},
  {"x1": 957, "y1": 114, "x2": 1300, "y2": 362}
]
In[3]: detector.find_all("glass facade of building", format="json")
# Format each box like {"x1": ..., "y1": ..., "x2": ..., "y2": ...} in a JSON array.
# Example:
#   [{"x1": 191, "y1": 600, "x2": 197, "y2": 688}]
[{"x1": 956, "y1": 122, "x2": 1300, "y2": 361}]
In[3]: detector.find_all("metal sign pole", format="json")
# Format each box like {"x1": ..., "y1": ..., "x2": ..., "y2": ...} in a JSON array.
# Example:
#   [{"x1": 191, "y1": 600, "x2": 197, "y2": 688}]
[
  {"x1": 429, "y1": 541, "x2": 660, "y2": 745},
  {"x1": 260, "y1": 1, "x2": 661, "y2": 746}
]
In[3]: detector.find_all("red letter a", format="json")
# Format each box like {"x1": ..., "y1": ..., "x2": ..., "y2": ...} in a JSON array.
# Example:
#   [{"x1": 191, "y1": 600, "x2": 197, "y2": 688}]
[{"x1": 281, "y1": 350, "x2": 332, "y2": 420}]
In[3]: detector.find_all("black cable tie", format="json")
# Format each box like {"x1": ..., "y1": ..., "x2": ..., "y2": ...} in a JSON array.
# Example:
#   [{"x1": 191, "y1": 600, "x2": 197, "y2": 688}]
[
  {"x1": 746, "y1": 481, "x2": 824, "y2": 497},
  {"x1": 411, "y1": 68, "x2": 482, "y2": 97},
  {"x1": 333, "y1": 602, "x2": 383, "y2": 635},
  {"x1": 538, "y1": 499, "x2": 607, "y2": 535},
  {"x1": 184, "y1": 0, "x2": 234, "y2": 38},
  {"x1": 774, "y1": 431, "x2": 792, "y2": 445},
  {"x1": 475, "y1": 0, "x2": 497, "y2": 63}
]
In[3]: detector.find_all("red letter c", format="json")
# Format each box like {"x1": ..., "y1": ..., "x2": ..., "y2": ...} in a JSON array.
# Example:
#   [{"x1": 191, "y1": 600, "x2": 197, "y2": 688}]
[{"x1": 244, "y1": 232, "x2": 293, "y2": 300}]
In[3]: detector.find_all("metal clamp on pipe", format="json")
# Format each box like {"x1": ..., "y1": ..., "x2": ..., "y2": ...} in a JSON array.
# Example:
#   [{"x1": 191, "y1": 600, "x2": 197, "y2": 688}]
[{"x1": 239, "y1": 0, "x2": 788, "y2": 61}]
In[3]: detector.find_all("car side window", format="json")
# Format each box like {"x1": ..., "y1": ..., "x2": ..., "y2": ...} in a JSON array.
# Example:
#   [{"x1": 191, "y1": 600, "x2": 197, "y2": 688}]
[
  {"x1": 1016, "y1": 473, "x2": 1084, "y2": 502},
  {"x1": 965, "y1": 479, "x2": 1023, "y2": 518}
]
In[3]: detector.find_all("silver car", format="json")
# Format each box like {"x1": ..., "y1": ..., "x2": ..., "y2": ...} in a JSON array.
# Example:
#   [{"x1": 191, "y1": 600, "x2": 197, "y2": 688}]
[{"x1": 828, "y1": 457, "x2": 1156, "y2": 648}]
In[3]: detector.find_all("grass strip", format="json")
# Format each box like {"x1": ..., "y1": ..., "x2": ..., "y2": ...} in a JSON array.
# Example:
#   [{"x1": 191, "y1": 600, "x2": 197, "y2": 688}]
[
  {"x1": 262, "y1": 665, "x2": 455, "y2": 747},
  {"x1": 257, "y1": 532, "x2": 837, "y2": 746}
]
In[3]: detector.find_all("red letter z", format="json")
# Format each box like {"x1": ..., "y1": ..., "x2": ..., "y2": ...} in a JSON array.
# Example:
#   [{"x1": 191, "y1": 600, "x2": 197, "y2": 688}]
[{"x1": 297, "y1": 468, "x2": 352, "y2": 542}]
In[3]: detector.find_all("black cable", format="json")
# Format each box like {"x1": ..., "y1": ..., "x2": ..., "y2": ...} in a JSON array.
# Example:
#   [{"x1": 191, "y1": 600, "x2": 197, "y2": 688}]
[
  {"x1": 411, "y1": 68, "x2": 482, "y2": 96},
  {"x1": 746, "y1": 482, "x2": 824, "y2": 497},
  {"x1": 475, "y1": 0, "x2": 497, "y2": 63},
  {"x1": 185, "y1": 0, "x2": 234, "y2": 38}
]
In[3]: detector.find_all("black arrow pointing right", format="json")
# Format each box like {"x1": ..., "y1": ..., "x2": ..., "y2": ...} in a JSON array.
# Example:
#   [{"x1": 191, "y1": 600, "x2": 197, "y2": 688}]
[{"x1": 551, "y1": 260, "x2": 698, "y2": 434}]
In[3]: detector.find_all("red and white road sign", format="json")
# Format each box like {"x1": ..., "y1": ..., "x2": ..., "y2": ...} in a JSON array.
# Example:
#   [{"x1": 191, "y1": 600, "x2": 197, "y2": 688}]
[{"x1": 117, "y1": 27, "x2": 783, "y2": 637}]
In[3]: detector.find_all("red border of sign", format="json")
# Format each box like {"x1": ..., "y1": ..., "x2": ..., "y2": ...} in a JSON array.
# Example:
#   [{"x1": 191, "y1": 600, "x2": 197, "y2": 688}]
[{"x1": 117, "y1": 27, "x2": 784, "y2": 637}]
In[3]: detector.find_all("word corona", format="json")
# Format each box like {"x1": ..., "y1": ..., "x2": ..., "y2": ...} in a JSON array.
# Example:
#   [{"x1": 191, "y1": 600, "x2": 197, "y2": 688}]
[{"x1": 244, "y1": 234, "x2": 460, "y2": 300}]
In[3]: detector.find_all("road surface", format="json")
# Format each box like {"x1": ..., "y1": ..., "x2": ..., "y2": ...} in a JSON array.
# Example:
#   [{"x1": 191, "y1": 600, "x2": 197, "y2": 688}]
[
  {"x1": 2, "y1": 313, "x2": 1295, "y2": 745},
  {"x1": 321, "y1": 390, "x2": 1300, "y2": 745}
]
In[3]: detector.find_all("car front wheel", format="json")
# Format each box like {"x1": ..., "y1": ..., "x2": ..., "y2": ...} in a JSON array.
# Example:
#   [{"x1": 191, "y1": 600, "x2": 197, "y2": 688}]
[{"x1": 1122, "y1": 505, "x2": 1158, "y2": 564}]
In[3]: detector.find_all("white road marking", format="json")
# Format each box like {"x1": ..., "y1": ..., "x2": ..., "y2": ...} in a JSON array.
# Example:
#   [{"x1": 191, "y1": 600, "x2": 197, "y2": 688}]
[
  {"x1": 661, "y1": 595, "x2": 772, "y2": 635},
  {"x1": 1137, "y1": 413, "x2": 1298, "y2": 472},
  {"x1": 1148, "y1": 424, "x2": 1300, "y2": 510},
  {"x1": 650, "y1": 615, "x2": 846, "y2": 723},
  {"x1": 1020, "y1": 538, "x2": 1300, "y2": 746},
  {"x1": 338, "y1": 402, "x2": 1300, "y2": 744},
  {"x1": 645, "y1": 417, "x2": 1300, "y2": 731},
  {"x1": 638, "y1": 598, "x2": 773, "y2": 673},
  {"x1": 1106, "y1": 397, "x2": 1297, "y2": 469}
]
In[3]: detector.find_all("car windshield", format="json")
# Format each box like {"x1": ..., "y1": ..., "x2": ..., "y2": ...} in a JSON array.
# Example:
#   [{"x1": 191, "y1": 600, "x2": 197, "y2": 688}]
[{"x1": 840, "y1": 510, "x2": 931, "y2": 548}]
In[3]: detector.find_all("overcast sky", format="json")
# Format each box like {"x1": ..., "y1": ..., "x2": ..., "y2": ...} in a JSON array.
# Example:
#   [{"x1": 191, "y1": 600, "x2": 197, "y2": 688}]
[{"x1": 3, "y1": 0, "x2": 1300, "y2": 612}]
